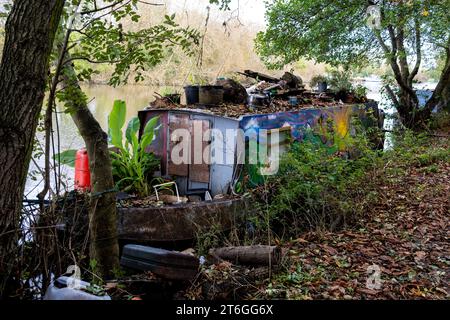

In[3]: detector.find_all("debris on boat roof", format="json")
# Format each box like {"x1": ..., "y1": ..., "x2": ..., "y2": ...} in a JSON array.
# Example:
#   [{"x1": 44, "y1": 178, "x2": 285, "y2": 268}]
[
  {"x1": 145, "y1": 92, "x2": 362, "y2": 119},
  {"x1": 146, "y1": 69, "x2": 370, "y2": 118}
]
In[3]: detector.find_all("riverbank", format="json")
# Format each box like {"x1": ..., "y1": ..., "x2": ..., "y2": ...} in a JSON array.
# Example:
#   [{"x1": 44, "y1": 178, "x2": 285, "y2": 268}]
[
  {"x1": 250, "y1": 133, "x2": 449, "y2": 300},
  {"x1": 261, "y1": 138, "x2": 449, "y2": 300}
]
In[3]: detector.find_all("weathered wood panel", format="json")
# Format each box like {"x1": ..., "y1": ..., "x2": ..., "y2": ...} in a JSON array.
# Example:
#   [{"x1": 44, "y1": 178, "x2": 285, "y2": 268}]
[
  {"x1": 168, "y1": 113, "x2": 190, "y2": 177},
  {"x1": 189, "y1": 120, "x2": 211, "y2": 183}
]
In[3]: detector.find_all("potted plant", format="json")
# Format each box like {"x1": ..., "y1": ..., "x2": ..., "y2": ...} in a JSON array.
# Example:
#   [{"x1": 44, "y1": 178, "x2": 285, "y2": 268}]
[
  {"x1": 53, "y1": 100, "x2": 161, "y2": 197},
  {"x1": 310, "y1": 75, "x2": 329, "y2": 93},
  {"x1": 184, "y1": 74, "x2": 209, "y2": 105},
  {"x1": 159, "y1": 87, "x2": 181, "y2": 104},
  {"x1": 328, "y1": 70, "x2": 354, "y2": 102}
]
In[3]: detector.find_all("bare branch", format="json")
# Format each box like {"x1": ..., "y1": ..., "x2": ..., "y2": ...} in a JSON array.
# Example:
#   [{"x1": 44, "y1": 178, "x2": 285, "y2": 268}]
[
  {"x1": 80, "y1": 0, "x2": 124, "y2": 15},
  {"x1": 384, "y1": 84, "x2": 400, "y2": 107},
  {"x1": 63, "y1": 56, "x2": 123, "y2": 66},
  {"x1": 408, "y1": 18, "x2": 422, "y2": 85}
]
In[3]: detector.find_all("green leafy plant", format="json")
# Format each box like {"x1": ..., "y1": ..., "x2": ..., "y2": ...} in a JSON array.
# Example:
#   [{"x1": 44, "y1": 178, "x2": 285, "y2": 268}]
[
  {"x1": 53, "y1": 149, "x2": 77, "y2": 168},
  {"x1": 328, "y1": 70, "x2": 354, "y2": 96},
  {"x1": 353, "y1": 85, "x2": 368, "y2": 102},
  {"x1": 108, "y1": 100, "x2": 160, "y2": 197},
  {"x1": 250, "y1": 126, "x2": 381, "y2": 236},
  {"x1": 159, "y1": 87, "x2": 180, "y2": 97},
  {"x1": 187, "y1": 73, "x2": 209, "y2": 85}
]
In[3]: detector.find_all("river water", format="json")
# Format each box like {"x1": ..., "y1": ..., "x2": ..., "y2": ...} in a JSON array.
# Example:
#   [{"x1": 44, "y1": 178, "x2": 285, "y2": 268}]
[
  {"x1": 25, "y1": 84, "x2": 173, "y2": 199},
  {"x1": 24, "y1": 79, "x2": 436, "y2": 199}
]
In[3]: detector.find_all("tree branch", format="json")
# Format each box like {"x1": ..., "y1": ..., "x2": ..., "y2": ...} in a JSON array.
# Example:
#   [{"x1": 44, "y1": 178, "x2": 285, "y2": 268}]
[
  {"x1": 385, "y1": 84, "x2": 400, "y2": 108},
  {"x1": 80, "y1": 0, "x2": 125, "y2": 15},
  {"x1": 63, "y1": 56, "x2": 123, "y2": 66},
  {"x1": 374, "y1": 30, "x2": 418, "y2": 105},
  {"x1": 37, "y1": 9, "x2": 76, "y2": 203},
  {"x1": 396, "y1": 28, "x2": 410, "y2": 83},
  {"x1": 408, "y1": 18, "x2": 422, "y2": 85}
]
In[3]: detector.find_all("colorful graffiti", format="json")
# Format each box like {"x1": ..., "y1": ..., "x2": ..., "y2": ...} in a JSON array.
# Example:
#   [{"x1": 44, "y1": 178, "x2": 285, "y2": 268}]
[
  {"x1": 239, "y1": 104, "x2": 377, "y2": 145},
  {"x1": 239, "y1": 102, "x2": 382, "y2": 185}
]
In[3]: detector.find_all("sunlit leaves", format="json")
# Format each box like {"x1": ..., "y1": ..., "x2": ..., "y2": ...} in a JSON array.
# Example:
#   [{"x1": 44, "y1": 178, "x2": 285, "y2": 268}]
[
  {"x1": 256, "y1": 0, "x2": 450, "y2": 69},
  {"x1": 209, "y1": 0, "x2": 232, "y2": 11},
  {"x1": 54, "y1": 149, "x2": 78, "y2": 168},
  {"x1": 109, "y1": 100, "x2": 127, "y2": 149},
  {"x1": 69, "y1": 10, "x2": 200, "y2": 86}
]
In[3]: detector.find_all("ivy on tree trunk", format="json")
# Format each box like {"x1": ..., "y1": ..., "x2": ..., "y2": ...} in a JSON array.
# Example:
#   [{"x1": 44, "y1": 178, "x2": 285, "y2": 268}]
[{"x1": 60, "y1": 60, "x2": 120, "y2": 280}]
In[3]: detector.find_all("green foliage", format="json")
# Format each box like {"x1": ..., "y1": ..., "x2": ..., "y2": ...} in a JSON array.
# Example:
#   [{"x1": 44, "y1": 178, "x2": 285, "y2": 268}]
[
  {"x1": 251, "y1": 127, "x2": 382, "y2": 236},
  {"x1": 55, "y1": 68, "x2": 89, "y2": 114},
  {"x1": 425, "y1": 53, "x2": 448, "y2": 81},
  {"x1": 66, "y1": 1, "x2": 200, "y2": 86},
  {"x1": 54, "y1": 149, "x2": 77, "y2": 168},
  {"x1": 159, "y1": 86, "x2": 180, "y2": 97},
  {"x1": 109, "y1": 100, "x2": 127, "y2": 148},
  {"x1": 328, "y1": 69, "x2": 353, "y2": 95},
  {"x1": 353, "y1": 85, "x2": 369, "y2": 101},
  {"x1": 256, "y1": 0, "x2": 449, "y2": 69},
  {"x1": 429, "y1": 111, "x2": 450, "y2": 130},
  {"x1": 108, "y1": 100, "x2": 160, "y2": 197},
  {"x1": 209, "y1": 0, "x2": 232, "y2": 11},
  {"x1": 195, "y1": 222, "x2": 224, "y2": 256},
  {"x1": 248, "y1": 126, "x2": 449, "y2": 239},
  {"x1": 187, "y1": 73, "x2": 209, "y2": 85},
  {"x1": 385, "y1": 131, "x2": 450, "y2": 170}
]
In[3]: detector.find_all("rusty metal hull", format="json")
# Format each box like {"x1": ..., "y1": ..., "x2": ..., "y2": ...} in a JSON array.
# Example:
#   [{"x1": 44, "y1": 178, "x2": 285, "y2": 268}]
[{"x1": 117, "y1": 198, "x2": 246, "y2": 243}]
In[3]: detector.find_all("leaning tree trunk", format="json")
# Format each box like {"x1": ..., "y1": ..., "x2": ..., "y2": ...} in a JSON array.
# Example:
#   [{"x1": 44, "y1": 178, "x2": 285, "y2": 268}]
[
  {"x1": 423, "y1": 49, "x2": 450, "y2": 116},
  {"x1": 0, "y1": 0, "x2": 65, "y2": 296},
  {"x1": 60, "y1": 62, "x2": 120, "y2": 280}
]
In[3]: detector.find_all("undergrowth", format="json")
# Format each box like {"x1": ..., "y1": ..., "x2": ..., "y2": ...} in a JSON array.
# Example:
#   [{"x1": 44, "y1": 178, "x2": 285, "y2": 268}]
[
  {"x1": 252, "y1": 130, "x2": 382, "y2": 238},
  {"x1": 196, "y1": 129, "x2": 449, "y2": 254},
  {"x1": 253, "y1": 130, "x2": 449, "y2": 240}
]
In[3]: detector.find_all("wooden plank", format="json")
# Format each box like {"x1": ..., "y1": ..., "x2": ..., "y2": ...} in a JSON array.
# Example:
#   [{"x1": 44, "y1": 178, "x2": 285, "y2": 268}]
[
  {"x1": 189, "y1": 120, "x2": 211, "y2": 183},
  {"x1": 240, "y1": 69, "x2": 280, "y2": 83},
  {"x1": 168, "y1": 114, "x2": 190, "y2": 177}
]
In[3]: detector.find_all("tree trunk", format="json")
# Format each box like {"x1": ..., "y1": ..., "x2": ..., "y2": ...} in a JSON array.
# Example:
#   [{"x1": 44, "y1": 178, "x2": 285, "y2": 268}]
[
  {"x1": 209, "y1": 246, "x2": 281, "y2": 266},
  {"x1": 60, "y1": 62, "x2": 120, "y2": 280},
  {"x1": 0, "y1": 0, "x2": 65, "y2": 295},
  {"x1": 423, "y1": 47, "x2": 450, "y2": 115}
]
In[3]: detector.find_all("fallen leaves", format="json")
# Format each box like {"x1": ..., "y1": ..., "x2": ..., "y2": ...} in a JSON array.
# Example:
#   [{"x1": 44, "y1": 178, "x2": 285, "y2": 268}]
[
  {"x1": 414, "y1": 251, "x2": 427, "y2": 262},
  {"x1": 258, "y1": 148, "x2": 450, "y2": 300}
]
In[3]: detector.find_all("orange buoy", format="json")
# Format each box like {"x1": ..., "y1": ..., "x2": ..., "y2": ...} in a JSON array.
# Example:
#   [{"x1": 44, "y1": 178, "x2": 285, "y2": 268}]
[{"x1": 75, "y1": 148, "x2": 91, "y2": 191}]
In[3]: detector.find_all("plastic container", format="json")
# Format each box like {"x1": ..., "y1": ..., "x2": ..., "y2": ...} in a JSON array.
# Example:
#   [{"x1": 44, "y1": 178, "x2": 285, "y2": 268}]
[
  {"x1": 199, "y1": 85, "x2": 224, "y2": 105},
  {"x1": 75, "y1": 148, "x2": 91, "y2": 191},
  {"x1": 44, "y1": 276, "x2": 111, "y2": 301},
  {"x1": 289, "y1": 96, "x2": 299, "y2": 106},
  {"x1": 247, "y1": 93, "x2": 269, "y2": 109},
  {"x1": 318, "y1": 82, "x2": 328, "y2": 93},
  {"x1": 184, "y1": 85, "x2": 200, "y2": 105}
]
